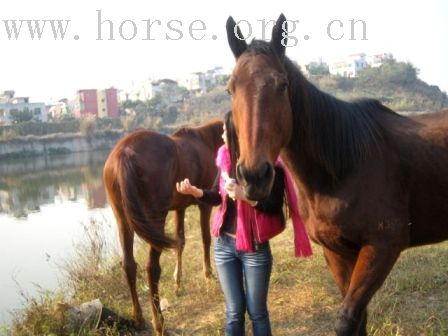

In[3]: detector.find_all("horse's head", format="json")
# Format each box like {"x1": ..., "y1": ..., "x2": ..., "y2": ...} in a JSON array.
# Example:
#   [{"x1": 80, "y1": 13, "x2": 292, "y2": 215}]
[{"x1": 226, "y1": 14, "x2": 293, "y2": 200}]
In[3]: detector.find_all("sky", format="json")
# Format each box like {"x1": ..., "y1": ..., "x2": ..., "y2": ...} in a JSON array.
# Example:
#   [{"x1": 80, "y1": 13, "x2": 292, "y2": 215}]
[{"x1": 0, "y1": 0, "x2": 447, "y2": 103}]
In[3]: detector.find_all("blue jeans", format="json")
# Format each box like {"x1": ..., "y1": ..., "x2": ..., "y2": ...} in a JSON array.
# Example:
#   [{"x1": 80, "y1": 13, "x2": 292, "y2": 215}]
[{"x1": 214, "y1": 234, "x2": 273, "y2": 336}]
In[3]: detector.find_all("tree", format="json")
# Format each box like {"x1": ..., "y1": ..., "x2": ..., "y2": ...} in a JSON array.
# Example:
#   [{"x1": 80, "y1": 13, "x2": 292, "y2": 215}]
[
  {"x1": 379, "y1": 58, "x2": 418, "y2": 86},
  {"x1": 9, "y1": 108, "x2": 33, "y2": 124},
  {"x1": 307, "y1": 62, "x2": 330, "y2": 76}
]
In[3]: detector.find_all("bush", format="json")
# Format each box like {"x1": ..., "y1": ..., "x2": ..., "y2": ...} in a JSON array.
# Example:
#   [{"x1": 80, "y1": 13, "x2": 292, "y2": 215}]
[
  {"x1": 120, "y1": 115, "x2": 138, "y2": 132},
  {"x1": 79, "y1": 116, "x2": 97, "y2": 137}
]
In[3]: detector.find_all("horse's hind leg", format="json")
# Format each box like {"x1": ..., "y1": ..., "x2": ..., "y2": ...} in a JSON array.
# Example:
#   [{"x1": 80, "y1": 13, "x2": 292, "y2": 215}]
[
  {"x1": 173, "y1": 208, "x2": 186, "y2": 294},
  {"x1": 335, "y1": 243, "x2": 401, "y2": 336},
  {"x1": 146, "y1": 246, "x2": 164, "y2": 336},
  {"x1": 116, "y1": 217, "x2": 144, "y2": 326},
  {"x1": 199, "y1": 204, "x2": 213, "y2": 279}
]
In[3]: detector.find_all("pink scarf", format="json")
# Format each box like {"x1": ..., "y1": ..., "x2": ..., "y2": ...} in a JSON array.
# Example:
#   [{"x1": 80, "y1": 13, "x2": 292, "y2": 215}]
[{"x1": 215, "y1": 145, "x2": 312, "y2": 257}]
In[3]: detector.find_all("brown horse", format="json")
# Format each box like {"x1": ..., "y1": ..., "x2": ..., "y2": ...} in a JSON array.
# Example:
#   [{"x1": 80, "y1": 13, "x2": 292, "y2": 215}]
[
  {"x1": 103, "y1": 118, "x2": 223, "y2": 335},
  {"x1": 225, "y1": 14, "x2": 448, "y2": 336}
]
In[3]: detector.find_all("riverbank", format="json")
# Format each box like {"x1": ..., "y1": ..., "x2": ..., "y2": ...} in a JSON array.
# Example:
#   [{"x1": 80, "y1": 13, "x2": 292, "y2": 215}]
[
  {"x1": 5, "y1": 210, "x2": 448, "y2": 335},
  {"x1": 0, "y1": 131, "x2": 124, "y2": 160}
]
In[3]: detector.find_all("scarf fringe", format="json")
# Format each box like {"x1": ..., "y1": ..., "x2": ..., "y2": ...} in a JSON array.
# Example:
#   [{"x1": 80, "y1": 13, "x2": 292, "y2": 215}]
[{"x1": 279, "y1": 158, "x2": 313, "y2": 257}]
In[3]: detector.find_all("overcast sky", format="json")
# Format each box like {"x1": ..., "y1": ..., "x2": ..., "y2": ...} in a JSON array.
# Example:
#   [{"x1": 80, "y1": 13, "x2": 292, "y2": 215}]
[{"x1": 1, "y1": 0, "x2": 447, "y2": 103}]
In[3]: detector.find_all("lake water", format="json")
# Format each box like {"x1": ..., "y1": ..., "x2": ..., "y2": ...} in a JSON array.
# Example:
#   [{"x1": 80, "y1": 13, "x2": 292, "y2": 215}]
[{"x1": 0, "y1": 151, "x2": 118, "y2": 326}]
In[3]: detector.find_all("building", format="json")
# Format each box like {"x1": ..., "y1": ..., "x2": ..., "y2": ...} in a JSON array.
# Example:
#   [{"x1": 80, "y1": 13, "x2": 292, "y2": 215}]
[
  {"x1": 178, "y1": 66, "x2": 226, "y2": 95},
  {"x1": 73, "y1": 88, "x2": 118, "y2": 118},
  {"x1": 149, "y1": 78, "x2": 180, "y2": 102},
  {"x1": 329, "y1": 52, "x2": 391, "y2": 78},
  {"x1": 47, "y1": 99, "x2": 71, "y2": 120},
  {"x1": 118, "y1": 66, "x2": 228, "y2": 103},
  {"x1": 73, "y1": 89, "x2": 97, "y2": 118},
  {"x1": 119, "y1": 80, "x2": 151, "y2": 102},
  {"x1": 329, "y1": 53, "x2": 368, "y2": 78},
  {"x1": 0, "y1": 90, "x2": 47, "y2": 125},
  {"x1": 120, "y1": 78, "x2": 181, "y2": 102},
  {"x1": 366, "y1": 53, "x2": 390, "y2": 68}
]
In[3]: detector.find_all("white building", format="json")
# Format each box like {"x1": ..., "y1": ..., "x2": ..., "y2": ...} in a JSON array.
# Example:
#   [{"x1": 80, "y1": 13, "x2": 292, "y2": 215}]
[
  {"x1": 119, "y1": 79, "x2": 152, "y2": 102},
  {"x1": 0, "y1": 91, "x2": 47, "y2": 125},
  {"x1": 178, "y1": 66, "x2": 226, "y2": 95},
  {"x1": 329, "y1": 53, "x2": 368, "y2": 78},
  {"x1": 366, "y1": 53, "x2": 390, "y2": 68},
  {"x1": 329, "y1": 53, "x2": 391, "y2": 78},
  {"x1": 119, "y1": 66, "x2": 228, "y2": 102},
  {"x1": 149, "y1": 79, "x2": 179, "y2": 101}
]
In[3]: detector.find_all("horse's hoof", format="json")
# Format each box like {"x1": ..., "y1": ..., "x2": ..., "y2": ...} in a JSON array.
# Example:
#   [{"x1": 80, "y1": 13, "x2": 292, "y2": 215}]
[
  {"x1": 133, "y1": 319, "x2": 148, "y2": 331},
  {"x1": 132, "y1": 314, "x2": 148, "y2": 330},
  {"x1": 335, "y1": 309, "x2": 358, "y2": 336}
]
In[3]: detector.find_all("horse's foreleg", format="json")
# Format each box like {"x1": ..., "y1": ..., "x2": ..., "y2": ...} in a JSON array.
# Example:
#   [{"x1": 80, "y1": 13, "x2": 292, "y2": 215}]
[
  {"x1": 324, "y1": 248, "x2": 365, "y2": 336},
  {"x1": 173, "y1": 208, "x2": 186, "y2": 294},
  {"x1": 323, "y1": 247, "x2": 356, "y2": 296},
  {"x1": 146, "y1": 247, "x2": 164, "y2": 336},
  {"x1": 335, "y1": 243, "x2": 400, "y2": 336},
  {"x1": 358, "y1": 310, "x2": 368, "y2": 336},
  {"x1": 199, "y1": 204, "x2": 213, "y2": 279},
  {"x1": 117, "y1": 220, "x2": 144, "y2": 326}
]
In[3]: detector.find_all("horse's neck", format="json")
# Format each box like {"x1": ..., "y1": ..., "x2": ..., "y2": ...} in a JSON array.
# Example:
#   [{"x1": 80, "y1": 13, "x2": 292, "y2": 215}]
[
  {"x1": 287, "y1": 79, "x2": 336, "y2": 187},
  {"x1": 197, "y1": 122, "x2": 223, "y2": 154}
]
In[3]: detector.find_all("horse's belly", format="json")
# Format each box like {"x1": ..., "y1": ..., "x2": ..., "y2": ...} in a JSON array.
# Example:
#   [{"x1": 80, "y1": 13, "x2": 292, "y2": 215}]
[{"x1": 306, "y1": 218, "x2": 361, "y2": 254}]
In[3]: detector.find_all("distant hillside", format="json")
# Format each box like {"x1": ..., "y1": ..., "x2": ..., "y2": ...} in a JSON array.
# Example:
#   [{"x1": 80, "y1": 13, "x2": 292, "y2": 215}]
[
  {"x1": 175, "y1": 86, "x2": 231, "y2": 127},
  {"x1": 309, "y1": 58, "x2": 447, "y2": 112},
  {"x1": 4, "y1": 59, "x2": 443, "y2": 142},
  {"x1": 174, "y1": 58, "x2": 446, "y2": 126}
]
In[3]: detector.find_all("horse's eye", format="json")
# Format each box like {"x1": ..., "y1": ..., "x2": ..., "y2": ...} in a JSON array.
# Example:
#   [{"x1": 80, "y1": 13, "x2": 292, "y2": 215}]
[
  {"x1": 226, "y1": 88, "x2": 232, "y2": 96},
  {"x1": 278, "y1": 82, "x2": 288, "y2": 93}
]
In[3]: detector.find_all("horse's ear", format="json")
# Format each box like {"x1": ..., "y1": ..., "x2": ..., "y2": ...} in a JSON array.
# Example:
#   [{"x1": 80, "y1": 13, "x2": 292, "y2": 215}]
[
  {"x1": 271, "y1": 13, "x2": 287, "y2": 59},
  {"x1": 226, "y1": 16, "x2": 247, "y2": 59}
]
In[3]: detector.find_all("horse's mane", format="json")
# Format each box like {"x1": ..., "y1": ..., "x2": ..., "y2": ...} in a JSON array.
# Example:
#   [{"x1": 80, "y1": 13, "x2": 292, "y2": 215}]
[{"x1": 247, "y1": 40, "x2": 408, "y2": 182}]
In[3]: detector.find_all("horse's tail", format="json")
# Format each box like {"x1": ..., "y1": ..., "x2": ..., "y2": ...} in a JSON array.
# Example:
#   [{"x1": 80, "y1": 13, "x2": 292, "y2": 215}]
[{"x1": 116, "y1": 147, "x2": 179, "y2": 251}]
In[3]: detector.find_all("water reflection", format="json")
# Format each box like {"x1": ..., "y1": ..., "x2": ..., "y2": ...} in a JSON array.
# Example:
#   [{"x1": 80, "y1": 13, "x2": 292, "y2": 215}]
[
  {"x1": 0, "y1": 150, "x2": 116, "y2": 326},
  {"x1": 0, "y1": 151, "x2": 109, "y2": 218}
]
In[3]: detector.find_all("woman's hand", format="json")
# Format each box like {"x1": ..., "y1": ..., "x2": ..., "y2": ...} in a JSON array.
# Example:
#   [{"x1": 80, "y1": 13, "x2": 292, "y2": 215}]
[
  {"x1": 224, "y1": 178, "x2": 258, "y2": 206},
  {"x1": 224, "y1": 179, "x2": 243, "y2": 200},
  {"x1": 176, "y1": 178, "x2": 203, "y2": 198},
  {"x1": 224, "y1": 179, "x2": 257, "y2": 206}
]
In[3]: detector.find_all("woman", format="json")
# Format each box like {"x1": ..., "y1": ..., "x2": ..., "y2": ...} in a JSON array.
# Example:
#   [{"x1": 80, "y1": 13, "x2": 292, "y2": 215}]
[{"x1": 176, "y1": 112, "x2": 312, "y2": 336}]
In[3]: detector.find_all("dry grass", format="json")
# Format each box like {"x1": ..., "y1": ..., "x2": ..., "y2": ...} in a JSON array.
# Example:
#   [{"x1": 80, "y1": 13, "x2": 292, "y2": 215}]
[{"x1": 8, "y1": 208, "x2": 448, "y2": 335}]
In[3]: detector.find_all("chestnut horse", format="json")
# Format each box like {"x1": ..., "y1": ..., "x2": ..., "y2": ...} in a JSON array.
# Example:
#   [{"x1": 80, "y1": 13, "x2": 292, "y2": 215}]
[
  {"x1": 103, "y1": 118, "x2": 223, "y2": 335},
  {"x1": 225, "y1": 14, "x2": 448, "y2": 336}
]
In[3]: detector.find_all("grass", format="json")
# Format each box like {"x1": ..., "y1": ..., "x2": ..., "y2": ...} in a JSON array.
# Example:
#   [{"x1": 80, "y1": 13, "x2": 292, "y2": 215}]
[{"x1": 6, "y1": 209, "x2": 448, "y2": 335}]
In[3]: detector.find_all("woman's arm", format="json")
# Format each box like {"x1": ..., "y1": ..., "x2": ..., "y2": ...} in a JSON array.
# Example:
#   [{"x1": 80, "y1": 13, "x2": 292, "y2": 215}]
[
  {"x1": 199, "y1": 173, "x2": 221, "y2": 205},
  {"x1": 176, "y1": 172, "x2": 221, "y2": 206}
]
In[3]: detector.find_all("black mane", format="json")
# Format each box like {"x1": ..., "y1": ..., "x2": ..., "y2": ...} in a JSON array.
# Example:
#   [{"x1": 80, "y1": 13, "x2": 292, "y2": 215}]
[
  {"x1": 245, "y1": 40, "x2": 401, "y2": 182},
  {"x1": 285, "y1": 55, "x2": 394, "y2": 182}
]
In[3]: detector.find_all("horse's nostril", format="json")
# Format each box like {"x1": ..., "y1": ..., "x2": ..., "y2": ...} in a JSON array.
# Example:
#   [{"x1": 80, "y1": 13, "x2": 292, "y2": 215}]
[
  {"x1": 254, "y1": 161, "x2": 273, "y2": 182},
  {"x1": 260, "y1": 162, "x2": 272, "y2": 179},
  {"x1": 237, "y1": 161, "x2": 273, "y2": 186}
]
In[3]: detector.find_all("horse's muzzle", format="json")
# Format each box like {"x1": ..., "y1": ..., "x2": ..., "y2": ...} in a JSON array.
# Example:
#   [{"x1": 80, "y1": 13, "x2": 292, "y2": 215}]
[{"x1": 236, "y1": 161, "x2": 274, "y2": 201}]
